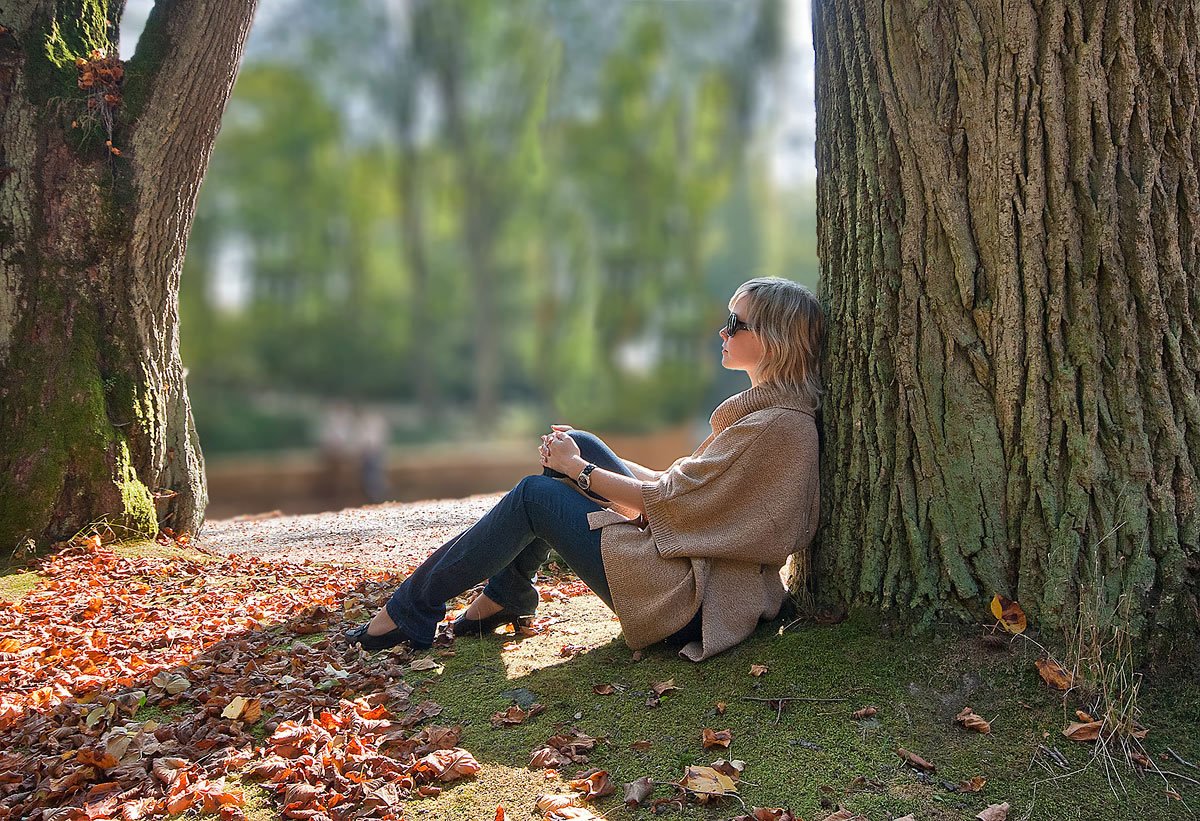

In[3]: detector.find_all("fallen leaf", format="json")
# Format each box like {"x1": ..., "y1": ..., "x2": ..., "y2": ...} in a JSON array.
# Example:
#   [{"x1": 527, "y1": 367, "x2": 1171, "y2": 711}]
[
  {"x1": 975, "y1": 803, "x2": 1010, "y2": 821},
  {"x1": 896, "y1": 747, "x2": 936, "y2": 772},
  {"x1": 623, "y1": 776, "x2": 654, "y2": 807},
  {"x1": 1035, "y1": 657, "x2": 1073, "y2": 690},
  {"x1": 492, "y1": 705, "x2": 530, "y2": 727},
  {"x1": 1062, "y1": 720, "x2": 1104, "y2": 742},
  {"x1": 650, "y1": 679, "x2": 678, "y2": 695},
  {"x1": 749, "y1": 664, "x2": 769, "y2": 676},
  {"x1": 496, "y1": 806, "x2": 505, "y2": 821},
  {"x1": 960, "y1": 776, "x2": 987, "y2": 792},
  {"x1": 629, "y1": 740, "x2": 653, "y2": 751},
  {"x1": 1167, "y1": 788, "x2": 1182, "y2": 800},
  {"x1": 545, "y1": 808, "x2": 603, "y2": 821},
  {"x1": 702, "y1": 728, "x2": 732, "y2": 749},
  {"x1": 409, "y1": 657, "x2": 444, "y2": 673},
  {"x1": 680, "y1": 765, "x2": 737, "y2": 802},
  {"x1": 413, "y1": 748, "x2": 481, "y2": 782},
  {"x1": 1075, "y1": 709, "x2": 1094, "y2": 722},
  {"x1": 536, "y1": 794, "x2": 580, "y2": 813},
  {"x1": 819, "y1": 809, "x2": 867, "y2": 821},
  {"x1": 716, "y1": 702, "x2": 727, "y2": 714},
  {"x1": 851, "y1": 706, "x2": 877, "y2": 720},
  {"x1": 531, "y1": 747, "x2": 570, "y2": 769},
  {"x1": 592, "y1": 684, "x2": 615, "y2": 696},
  {"x1": 955, "y1": 706, "x2": 992, "y2": 733},
  {"x1": 990, "y1": 595, "x2": 1026, "y2": 634},
  {"x1": 568, "y1": 770, "x2": 615, "y2": 800}
]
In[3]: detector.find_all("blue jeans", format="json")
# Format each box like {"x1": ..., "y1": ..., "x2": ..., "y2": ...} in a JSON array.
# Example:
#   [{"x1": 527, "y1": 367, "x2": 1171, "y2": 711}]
[{"x1": 383, "y1": 431, "x2": 635, "y2": 645}]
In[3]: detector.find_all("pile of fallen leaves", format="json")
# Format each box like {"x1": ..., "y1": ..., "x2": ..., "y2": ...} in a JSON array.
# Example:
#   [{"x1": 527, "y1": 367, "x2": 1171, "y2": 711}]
[{"x1": 0, "y1": 539, "x2": 482, "y2": 821}]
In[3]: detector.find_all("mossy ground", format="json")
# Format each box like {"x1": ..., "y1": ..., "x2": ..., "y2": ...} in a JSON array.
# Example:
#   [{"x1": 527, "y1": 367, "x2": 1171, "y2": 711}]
[
  {"x1": 397, "y1": 600, "x2": 1199, "y2": 821},
  {"x1": 3, "y1": 543, "x2": 1196, "y2": 820}
]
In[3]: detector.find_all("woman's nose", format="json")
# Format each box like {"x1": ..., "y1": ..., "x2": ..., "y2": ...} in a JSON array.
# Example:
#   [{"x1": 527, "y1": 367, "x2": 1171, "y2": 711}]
[{"x1": 719, "y1": 327, "x2": 729, "y2": 340}]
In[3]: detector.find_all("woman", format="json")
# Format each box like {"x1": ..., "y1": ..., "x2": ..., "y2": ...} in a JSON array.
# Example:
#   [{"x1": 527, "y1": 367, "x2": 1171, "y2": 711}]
[{"x1": 347, "y1": 277, "x2": 823, "y2": 661}]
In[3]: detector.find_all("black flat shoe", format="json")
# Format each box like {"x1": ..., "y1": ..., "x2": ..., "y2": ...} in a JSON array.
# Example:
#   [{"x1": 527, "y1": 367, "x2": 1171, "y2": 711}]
[
  {"x1": 450, "y1": 607, "x2": 531, "y2": 637},
  {"x1": 346, "y1": 622, "x2": 431, "y2": 652}
]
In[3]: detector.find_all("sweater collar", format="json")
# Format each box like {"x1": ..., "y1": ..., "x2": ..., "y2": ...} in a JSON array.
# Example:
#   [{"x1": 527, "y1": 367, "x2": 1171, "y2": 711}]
[{"x1": 709, "y1": 384, "x2": 815, "y2": 434}]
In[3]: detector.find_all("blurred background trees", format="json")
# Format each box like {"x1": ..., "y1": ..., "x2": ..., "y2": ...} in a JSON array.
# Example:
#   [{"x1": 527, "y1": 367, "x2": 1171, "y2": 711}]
[{"x1": 120, "y1": 0, "x2": 818, "y2": 512}]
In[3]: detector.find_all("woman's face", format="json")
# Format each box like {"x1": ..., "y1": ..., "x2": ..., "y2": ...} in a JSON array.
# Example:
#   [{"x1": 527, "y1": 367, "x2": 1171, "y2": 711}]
[{"x1": 720, "y1": 293, "x2": 765, "y2": 382}]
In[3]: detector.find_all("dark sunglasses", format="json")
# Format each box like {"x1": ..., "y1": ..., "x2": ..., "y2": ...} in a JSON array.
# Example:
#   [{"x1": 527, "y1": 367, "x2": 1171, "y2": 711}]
[{"x1": 725, "y1": 312, "x2": 754, "y2": 336}]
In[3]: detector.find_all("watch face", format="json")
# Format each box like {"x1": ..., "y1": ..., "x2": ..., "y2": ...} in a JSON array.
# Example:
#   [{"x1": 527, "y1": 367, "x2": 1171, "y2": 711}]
[{"x1": 578, "y1": 474, "x2": 590, "y2": 490}]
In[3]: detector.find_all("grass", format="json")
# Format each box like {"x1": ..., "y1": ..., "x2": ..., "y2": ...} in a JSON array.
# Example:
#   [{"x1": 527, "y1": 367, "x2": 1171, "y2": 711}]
[
  {"x1": 402, "y1": 602, "x2": 1200, "y2": 821},
  {"x1": 3, "y1": 544, "x2": 1197, "y2": 821}
]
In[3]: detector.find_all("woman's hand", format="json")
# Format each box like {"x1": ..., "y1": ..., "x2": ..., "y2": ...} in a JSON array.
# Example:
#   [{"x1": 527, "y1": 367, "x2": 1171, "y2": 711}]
[{"x1": 539, "y1": 430, "x2": 583, "y2": 475}]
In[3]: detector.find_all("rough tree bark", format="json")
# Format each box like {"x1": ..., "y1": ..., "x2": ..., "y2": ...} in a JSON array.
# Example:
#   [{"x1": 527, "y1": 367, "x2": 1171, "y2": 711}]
[
  {"x1": 0, "y1": 0, "x2": 258, "y2": 553},
  {"x1": 808, "y1": 0, "x2": 1199, "y2": 653}
]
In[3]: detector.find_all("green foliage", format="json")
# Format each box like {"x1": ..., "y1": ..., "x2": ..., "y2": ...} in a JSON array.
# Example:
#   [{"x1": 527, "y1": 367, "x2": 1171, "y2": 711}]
[{"x1": 178, "y1": 0, "x2": 817, "y2": 452}]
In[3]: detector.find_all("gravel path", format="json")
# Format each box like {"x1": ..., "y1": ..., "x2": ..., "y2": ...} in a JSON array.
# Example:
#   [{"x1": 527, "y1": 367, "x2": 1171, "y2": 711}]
[{"x1": 197, "y1": 494, "x2": 504, "y2": 569}]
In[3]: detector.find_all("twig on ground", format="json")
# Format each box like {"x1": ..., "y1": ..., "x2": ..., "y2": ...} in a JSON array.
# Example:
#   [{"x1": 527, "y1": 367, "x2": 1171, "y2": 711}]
[
  {"x1": 743, "y1": 695, "x2": 846, "y2": 725},
  {"x1": 1159, "y1": 770, "x2": 1200, "y2": 787},
  {"x1": 1167, "y1": 748, "x2": 1197, "y2": 769}
]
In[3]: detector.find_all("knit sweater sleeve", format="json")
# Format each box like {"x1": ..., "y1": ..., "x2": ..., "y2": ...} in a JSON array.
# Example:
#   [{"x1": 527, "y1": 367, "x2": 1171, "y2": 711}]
[{"x1": 640, "y1": 409, "x2": 818, "y2": 565}]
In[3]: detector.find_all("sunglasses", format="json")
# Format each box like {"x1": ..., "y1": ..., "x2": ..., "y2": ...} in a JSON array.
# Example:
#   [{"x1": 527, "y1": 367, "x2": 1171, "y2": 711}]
[{"x1": 725, "y1": 312, "x2": 754, "y2": 336}]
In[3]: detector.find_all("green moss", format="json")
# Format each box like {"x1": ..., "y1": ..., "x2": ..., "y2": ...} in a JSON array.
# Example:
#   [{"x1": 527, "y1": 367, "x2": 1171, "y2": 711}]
[
  {"x1": 406, "y1": 617, "x2": 1198, "y2": 821},
  {"x1": 114, "y1": 439, "x2": 156, "y2": 537},
  {"x1": 23, "y1": 1, "x2": 117, "y2": 106}
]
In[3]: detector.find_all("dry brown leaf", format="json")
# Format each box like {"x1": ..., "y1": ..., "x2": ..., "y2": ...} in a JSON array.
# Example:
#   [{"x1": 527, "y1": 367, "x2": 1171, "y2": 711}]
[
  {"x1": 975, "y1": 803, "x2": 1010, "y2": 821},
  {"x1": 1075, "y1": 709, "x2": 1095, "y2": 722},
  {"x1": 702, "y1": 728, "x2": 733, "y2": 749},
  {"x1": 1034, "y1": 657, "x2": 1073, "y2": 690},
  {"x1": 531, "y1": 747, "x2": 570, "y2": 769},
  {"x1": 414, "y1": 748, "x2": 481, "y2": 782},
  {"x1": 749, "y1": 664, "x2": 769, "y2": 676},
  {"x1": 955, "y1": 706, "x2": 992, "y2": 733},
  {"x1": 851, "y1": 706, "x2": 877, "y2": 720},
  {"x1": 623, "y1": 776, "x2": 654, "y2": 807},
  {"x1": 629, "y1": 740, "x2": 653, "y2": 751},
  {"x1": 568, "y1": 770, "x2": 615, "y2": 800},
  {"x1": 990, "y1": 595, "x2": 1026, "y2": 634},
  {"x1": 819, "y1": 809, "x2": 867, "y2": 821},
  {"x1": 896, "y1": 747, "x2": 936, "y2": 772},
  {"x1": 1062, "y1": 720, "x2": 1104, "y2": 742},
  {"x1": 650, "y1": 679, "x2": 678, "y2": 695},
  {"x1": 715, "y1": 701, "x2": 727, "y2": 714},
  {"x1": 536, "y1": 794, "x2": 580, "y2": 813},
  {"x1": 960, "y1": 775, "x2": 987, "y2": 792},
  {"x1": 491, "y1": 705, "x2": 530, "y2": 727},
  {"x1": 1167, "y1": 788, "x2": 1182, "y2": 800},
  {"x1": 592, "y1": 684, "x2": 615, "y2": 695},
  {"x1": 680, "y1": 765, "x2": 737, "y2": 802}
]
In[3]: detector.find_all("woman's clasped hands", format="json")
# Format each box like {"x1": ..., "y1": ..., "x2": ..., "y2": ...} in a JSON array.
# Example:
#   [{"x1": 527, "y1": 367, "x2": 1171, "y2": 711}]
[{"x1": 539, "y1": 424, "x2": 580, "y2": 473}]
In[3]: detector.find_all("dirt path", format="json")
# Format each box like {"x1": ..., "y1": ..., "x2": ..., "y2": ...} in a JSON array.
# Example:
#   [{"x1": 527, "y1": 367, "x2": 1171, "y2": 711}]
[{"x1": 197, "y1": 494, "x2": 504, "y2": 568}]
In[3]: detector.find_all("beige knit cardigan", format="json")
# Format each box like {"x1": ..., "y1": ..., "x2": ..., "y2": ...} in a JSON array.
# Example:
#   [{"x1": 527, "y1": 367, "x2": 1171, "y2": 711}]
[{"x1": 590, "y1": 384, "x2": 820, "y2": 661}]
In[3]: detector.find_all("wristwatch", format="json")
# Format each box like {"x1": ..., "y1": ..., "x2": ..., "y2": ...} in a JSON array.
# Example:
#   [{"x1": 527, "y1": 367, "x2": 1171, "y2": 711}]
[{"x1": 576, "y1": 463, "x2": 597, "y2": 490}]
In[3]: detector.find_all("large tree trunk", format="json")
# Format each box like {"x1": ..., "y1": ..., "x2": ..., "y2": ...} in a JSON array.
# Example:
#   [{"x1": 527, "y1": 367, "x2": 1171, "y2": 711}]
[
  {"x1": 810, "y1": 0, "x2": 1199, "y2": 654},
  {"x1": 0, "y1": 0, "x2": 257, "y2": 554}
]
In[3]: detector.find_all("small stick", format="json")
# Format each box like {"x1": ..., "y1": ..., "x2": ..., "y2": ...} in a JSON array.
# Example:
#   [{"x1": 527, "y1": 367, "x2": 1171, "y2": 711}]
[
  {"x1": 1037, "y1": 745, "x2": 1069, "y2": 768},
  {"x1": 1159, "y1": 770, "x2": 1200, "y2": 787},
  {"x1": 1167, "y1": 747, "x2": 1197, "y2": 769},
  {"x1": 742, "y1": 696, "x2": 847, "y2": 703}
]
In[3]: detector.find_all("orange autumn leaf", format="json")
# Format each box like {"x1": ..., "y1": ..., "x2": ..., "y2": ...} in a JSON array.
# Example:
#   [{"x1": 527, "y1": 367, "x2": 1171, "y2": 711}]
[
  {"x1": 1062, "y1": 720, "x2": 1105, "y2": 742},
  {"x1": 989, "y1": 595, "x2": 1027, "y2": 634},
  {"x1": 749, "y1": 664, "x2": 768, "y2": 676},
  {"x1": 701, "y1": 728, "x2": 733, "y2": 749},
  {"x1": 568, "y1": 769, "x2": 615, "y2": 800},
  {"x1": 960, "y1": 776, "x2": 987, "y2": 792},
  {"x1": 1035, "y1": 657, "x2": 1074, "y2": 690},
  {"x1": 851, "y1": 706, "x2": 877, "y2": 720}
]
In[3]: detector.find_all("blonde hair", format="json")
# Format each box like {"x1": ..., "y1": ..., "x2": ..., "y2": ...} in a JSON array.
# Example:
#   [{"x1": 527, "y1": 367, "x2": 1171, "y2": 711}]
[{"x1": 730, "y1": 277, "x2": 825, "y2": 406}]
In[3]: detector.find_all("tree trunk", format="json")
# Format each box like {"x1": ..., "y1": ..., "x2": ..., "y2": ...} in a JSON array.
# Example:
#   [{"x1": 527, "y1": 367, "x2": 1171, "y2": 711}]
[
  {"x1": 0, "y1": 0, "x2": 257, "y2": 554},
  {"x1": 809, "y1": 0, "x2": 1199, "y2": 654}
]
